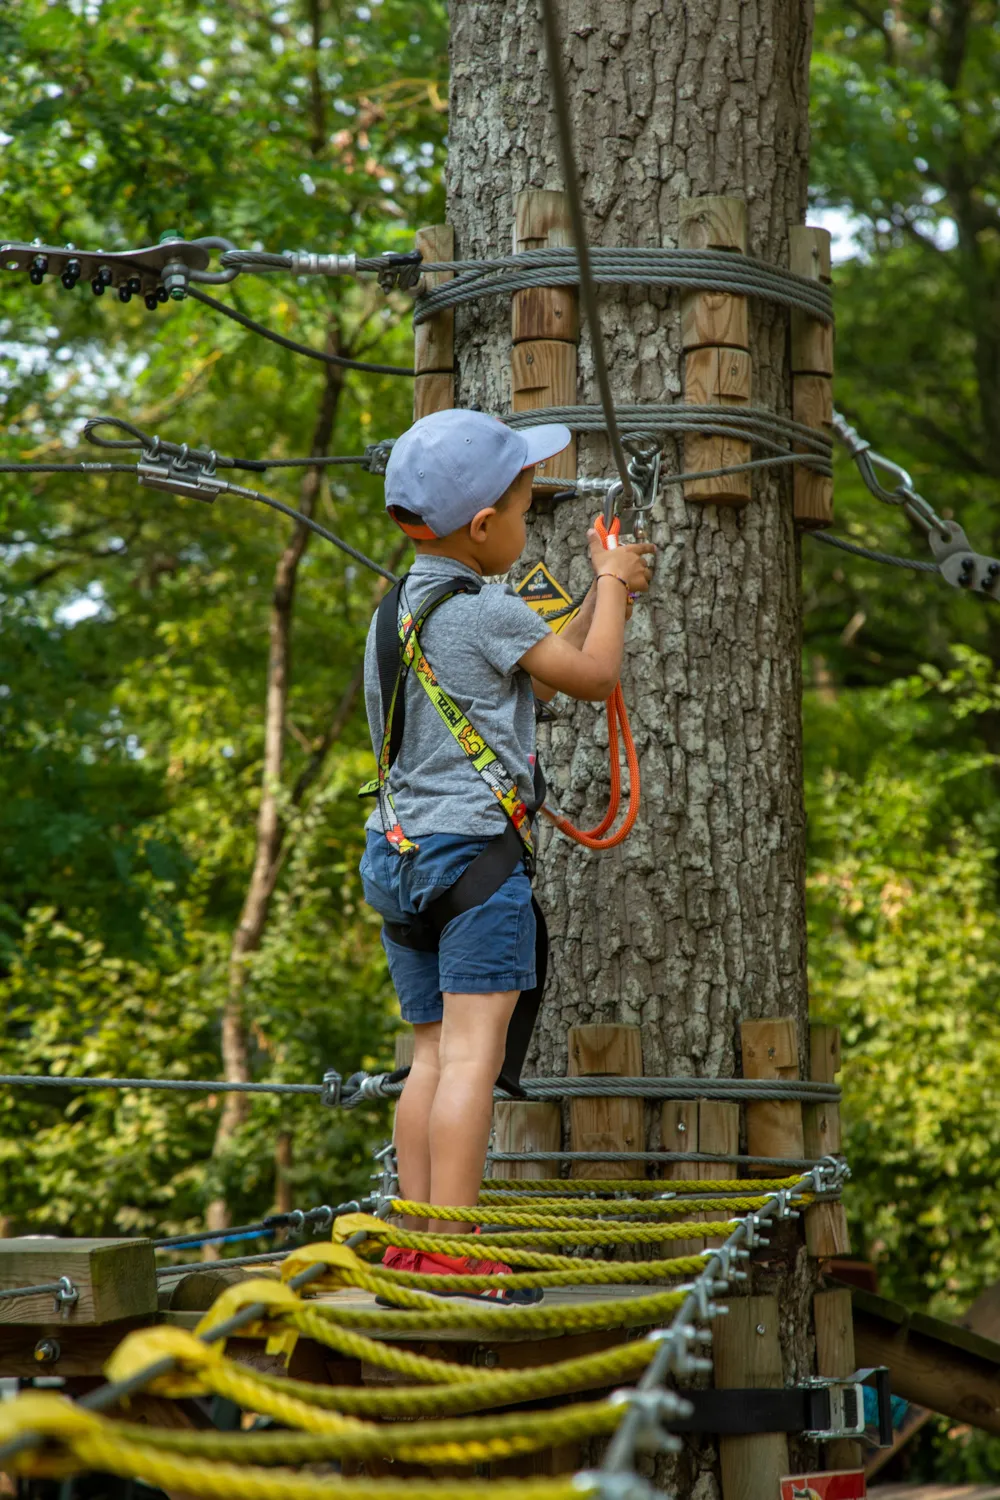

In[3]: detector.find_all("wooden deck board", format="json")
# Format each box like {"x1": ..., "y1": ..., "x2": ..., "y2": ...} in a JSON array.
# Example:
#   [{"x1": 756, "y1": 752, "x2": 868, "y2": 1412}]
[{"x1": 161, "y1": 1282, "x2": 667, "y2": 1343}]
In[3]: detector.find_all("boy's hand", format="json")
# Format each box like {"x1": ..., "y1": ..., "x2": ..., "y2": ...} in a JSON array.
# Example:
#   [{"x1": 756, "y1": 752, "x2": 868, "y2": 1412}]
[{"x1": 587, "y1": 528, "x2": 656, "y2": 596}]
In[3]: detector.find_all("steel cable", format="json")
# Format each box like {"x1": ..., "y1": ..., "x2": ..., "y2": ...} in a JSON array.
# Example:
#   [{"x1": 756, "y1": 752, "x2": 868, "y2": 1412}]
[
  {"x1": 809, "y1": 529, "x2": 940, "y2": 573},
  {"x1": 539, "y1": 0, "x2": 634, "y2": 501},
  {"x1": 413, "y1": 247, "x2": 834, "y2": 324},
  {"x1": 186, "y1": 287, "x2": 415, "y2": 378}
]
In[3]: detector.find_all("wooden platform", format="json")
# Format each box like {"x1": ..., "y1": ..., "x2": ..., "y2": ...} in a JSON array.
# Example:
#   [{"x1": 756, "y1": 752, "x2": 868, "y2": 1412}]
[{"x1": 162, "y1": 1282, "x2": 666, "y2": 1341}]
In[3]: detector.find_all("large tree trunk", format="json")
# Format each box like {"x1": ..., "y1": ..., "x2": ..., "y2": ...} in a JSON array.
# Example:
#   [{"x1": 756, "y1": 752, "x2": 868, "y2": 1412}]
[{"x1": 448, "y1": 0, "x2": 816, "y2": 1483}]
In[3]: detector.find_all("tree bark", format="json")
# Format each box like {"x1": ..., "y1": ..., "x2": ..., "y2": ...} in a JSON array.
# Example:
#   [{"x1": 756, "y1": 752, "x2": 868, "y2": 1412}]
[{"x1": 448, "y1": 0, "x2": 816, "y2": 1484}]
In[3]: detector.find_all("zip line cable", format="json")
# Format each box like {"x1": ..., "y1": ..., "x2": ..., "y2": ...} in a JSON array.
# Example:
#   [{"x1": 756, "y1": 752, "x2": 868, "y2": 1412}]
[
  {"x1": 538, "y1": 0, "x2": 634, "y2": 505},
  {"x1": 186, "y1": 287, "x2": 415, "y2": 378}
]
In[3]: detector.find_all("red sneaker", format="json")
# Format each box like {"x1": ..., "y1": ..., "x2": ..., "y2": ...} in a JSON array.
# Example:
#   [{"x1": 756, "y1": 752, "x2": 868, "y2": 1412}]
[{"x1": 377, "y1": 1244, "x2": 542, "y2": 1306}]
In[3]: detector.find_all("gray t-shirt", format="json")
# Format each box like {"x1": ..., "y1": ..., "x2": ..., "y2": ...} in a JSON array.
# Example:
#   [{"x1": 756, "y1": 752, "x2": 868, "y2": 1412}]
[{"x1": 363, "y1": 554, "x2": 550, "y2": 838}]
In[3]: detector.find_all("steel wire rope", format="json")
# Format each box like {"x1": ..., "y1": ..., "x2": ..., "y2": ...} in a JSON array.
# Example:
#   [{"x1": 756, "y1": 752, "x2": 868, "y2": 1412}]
[
  {"x1": 809, "y1": 529, "x2": 941, "y2": 573},
  {"x1": 82, "y1": 416, "x2": 371, "y2": 470},
  {"x1": 186, "y1": 287, "x2": 415, "y2": 378},
  {"x1": 539, "y1": 0, "x2": 634, "y2": 503},
  {"x1": 413, "y1": 247, "x2": 834, "y2": 324}
]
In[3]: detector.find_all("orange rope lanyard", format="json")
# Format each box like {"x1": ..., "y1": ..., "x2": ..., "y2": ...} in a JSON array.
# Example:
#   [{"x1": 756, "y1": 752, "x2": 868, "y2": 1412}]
[{"x1": 540, "y1": 515, "x2": 640, "y2": 850}]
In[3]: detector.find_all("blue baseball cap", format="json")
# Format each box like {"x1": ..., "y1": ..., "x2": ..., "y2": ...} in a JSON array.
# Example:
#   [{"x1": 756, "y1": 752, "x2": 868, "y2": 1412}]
[{"x1": 385, "y1": 409, "x2": 572, "y2": 539}]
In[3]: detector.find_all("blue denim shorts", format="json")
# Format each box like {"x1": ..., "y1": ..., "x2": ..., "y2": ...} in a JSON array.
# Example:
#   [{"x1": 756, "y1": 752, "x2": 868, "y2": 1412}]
[{"x1": 360, "y1": 830, "x2": 536, "y2": 1025}]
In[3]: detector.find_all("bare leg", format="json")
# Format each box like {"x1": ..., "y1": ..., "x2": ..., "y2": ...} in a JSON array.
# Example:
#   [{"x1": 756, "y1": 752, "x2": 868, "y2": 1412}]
[
  {"x1": 427, "y1": 990, "x2": 519, "y2": 1236},
  {"x1": 393, "y1": 1020, "x2": 441, "y2": 1232}
]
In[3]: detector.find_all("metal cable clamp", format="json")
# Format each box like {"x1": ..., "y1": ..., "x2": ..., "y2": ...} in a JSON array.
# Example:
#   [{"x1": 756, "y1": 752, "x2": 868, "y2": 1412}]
[
  {"x1": 320, "y1": 1069, "x2": 343, "y2": 1107},
  {"x1": 54, "y1": 1277, "x2": 79, "y2": 1319},
  {"x1": 608, "y1": 1388, "x2": 691, "y2": 1454}
]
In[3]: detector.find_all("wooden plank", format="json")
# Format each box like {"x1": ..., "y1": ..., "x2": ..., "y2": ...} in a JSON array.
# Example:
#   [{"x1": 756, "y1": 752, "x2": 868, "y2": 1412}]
[
  {"x1": 0, "y1": 1238, "x2": 157, "y2": 1326},
  {"x1": 661, "y1": 1100, "x2": 700, "y2": 1256},
  {"x1": 814, "y1": 1287, "x2": 862, "y2": 1469},
  {"x1": 789, "y1": 224, "x2": 834, "y2": 529},
  {"x1": 0, "y1": 1314, "x2": 153, "y2": 1379},
  {"x1": 394, "y1": 1029, "x2": 415, "y2": 1070},
  {"x1": 568, "y1": 1024, "x2": 644, "y2": 1181},
  {"x1": 511, "y1": 189, "x2": 577, "y2": 490},
  {"x1": 698, "y1": 1100, "x2": 740, "y2": 1249},
  {"x1": 414, "y1": 223, "x2": 454, "y2": 379},
  {"x1": 714, "y1": 1294, "x2": 790, "y2": 1500},
  {"x1": 512, "y1": 188, "x2": 578, "y2": 344},
  {"x1": 491, "y1": 1101, "x2": 562, "y2": 1181},
  {"x1": 740, "y1": 1017, "x2": 806, "y2": 1163},
  {"x1": 679, "y1": 195, "x2": 751, "y2": 506},
  {"x1": 413, "y1": 371, "x2": 455, "y2": 422},
  {"x1": 851, "y1": 1286, "x2": 1000, "y2": 1435},
  {"x1": 804, "y1": 1022, "x2": 850, "y2": 1256},
  {"x1": 510, "y1": 340, "x2": 577, "y2": 486}
]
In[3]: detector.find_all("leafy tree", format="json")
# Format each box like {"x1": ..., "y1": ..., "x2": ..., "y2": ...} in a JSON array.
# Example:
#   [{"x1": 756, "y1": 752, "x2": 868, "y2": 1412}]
[{"x1": 1, "y1": 0, "x2": 447, "y2": 1233}]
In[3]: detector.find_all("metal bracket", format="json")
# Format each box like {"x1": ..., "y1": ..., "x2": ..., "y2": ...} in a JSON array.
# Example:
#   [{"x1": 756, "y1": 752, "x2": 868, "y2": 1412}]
[
  {"x1": 137, "y1": 451, "x2": 228, "y2": 504},
  {"x1": 377, "y1": 250, "x2": 424, "y2": 293},
  {"x1": 927, "y1": 522, "x2": 1000, "y2": 598},
  {"x1": 608, "y1": 1388, "x2": 692, "y2": 1454},
  {"x1": 1, "y1": 238, "x2": 220, "y2": 301}
]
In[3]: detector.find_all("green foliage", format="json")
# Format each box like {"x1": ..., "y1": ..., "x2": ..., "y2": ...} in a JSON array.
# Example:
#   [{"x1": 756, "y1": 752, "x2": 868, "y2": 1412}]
[{"x1": 1, "y1": 0, "x2": 446, "y2": 1233}]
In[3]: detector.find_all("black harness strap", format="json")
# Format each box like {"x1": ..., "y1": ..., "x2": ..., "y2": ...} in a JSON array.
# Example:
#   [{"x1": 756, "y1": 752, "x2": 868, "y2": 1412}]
[{"x1": 373, "y1": 574, "x2": 548, "y2": 1097}]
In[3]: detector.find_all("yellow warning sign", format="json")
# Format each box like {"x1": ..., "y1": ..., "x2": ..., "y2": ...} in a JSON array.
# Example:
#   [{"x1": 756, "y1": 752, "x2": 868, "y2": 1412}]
[{"x1": 515, "y1": 561, "x2": 577, "y2": 633}]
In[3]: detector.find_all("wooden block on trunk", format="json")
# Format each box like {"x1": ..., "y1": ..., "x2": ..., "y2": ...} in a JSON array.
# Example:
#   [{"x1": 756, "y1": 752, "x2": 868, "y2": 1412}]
[
  {"x1": 568, "y1": 1024, "x2": 643, "y2": 1181},
  {"x1": 413, "y1": 223, "x2": 454, "y2": 424},
  {"x1": 491, "y1": 1101, "x2": 562, "y2": 1181},
  {"x1": 0, "y1": 1239, "x2": 157, "y2": 1326},
  {"x1": 512, "y1": 188, "x2": 578, "y2": 343},
  {"x1": 413, "y1": 371, "x2": 455, "y2": 421},
  {"x1": 511, "y1": 340, "x2": 577, "y2": 484},
  {"x1": 790, "y1": 225, "x2": 834, "y2": 529},
  {"x1": 661, "y1": 1099, "x2": 701, "y2": 1257},
  {"x1": 804, "y1": 1021, "x2": 850, "y2": 1256},
  {"x1": 394, "y1": 1029, "x2": 415, "y2": 1071},
  {"x1": 741, "y1": 1017, "x2": 806, "y2": 1163},
  {"x1": 714, "y1": 1294, "x2": 790, "y2": 1500},
  {"x1": 680, "y1": 195, "x2": 752, "y2": 506}
]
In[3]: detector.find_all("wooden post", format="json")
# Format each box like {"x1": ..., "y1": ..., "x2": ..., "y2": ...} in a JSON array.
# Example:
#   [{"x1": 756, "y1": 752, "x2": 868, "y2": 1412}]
[
  {"x1": 414, "y1": 224, "x2": 455, "y2": 421},
  {"x1": 679, "y1": 196, "x2": 752, "y2": 506},
  {"x1": 394, "y1": 1029, "x2": 415, "y2": 1070},
  {"x1": 511, "y1": 189, "x2": 577, "y2": 490},
  {"x1": 740, "y1": 1017, "x2": 806, "y2": 1164},
  {"x1": 491, "y1": 1101, "x2": 562, "y2": 1181},
  {"x1": 714, "y1": 1294, "x2": 790, "y2": 1500},
  {"x1": 804, "y1": 1022, "x2": 851, "y2": 1257},
  {"x1": 789, "y1": 225, "x2": 834, "y2": 529},
  {"x1": 0, "y1": 1239, "x2": 157, "y2": 1325},
  {"x1": 662, "y1": 1099, "x2": 739, "y2": 1254},
  {"x1": 814, "y1": 1288, "x2": 863, "y2": 1470},
  {"x1": 568, "y1": 1024, "x2": 642, "y2": 1181}
]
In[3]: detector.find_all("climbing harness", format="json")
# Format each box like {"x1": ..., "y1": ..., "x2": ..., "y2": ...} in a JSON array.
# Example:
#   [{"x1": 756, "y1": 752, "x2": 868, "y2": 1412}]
[{"x1": 360, "y1": 572, "x2": 549, "y2": 1095}]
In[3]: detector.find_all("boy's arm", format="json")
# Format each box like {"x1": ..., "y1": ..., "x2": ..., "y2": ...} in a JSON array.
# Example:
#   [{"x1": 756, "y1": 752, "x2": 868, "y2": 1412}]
[
  {"x1": 521, "y1": 531, "x2": 655, "y2": 702},
  {"x1": 530, "y1": 586, "x2": 596, "y2": 702}
]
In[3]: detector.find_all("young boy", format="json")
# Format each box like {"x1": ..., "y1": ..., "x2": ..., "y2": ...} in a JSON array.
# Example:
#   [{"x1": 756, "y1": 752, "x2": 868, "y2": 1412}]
[{"x1": 360, "y1": 408, "x2": 654, "y2": 1302}]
